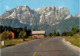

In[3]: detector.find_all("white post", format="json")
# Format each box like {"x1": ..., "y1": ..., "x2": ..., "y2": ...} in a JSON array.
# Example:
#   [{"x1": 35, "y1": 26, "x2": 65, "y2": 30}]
[{"x1": 1, "y1": 41, "x2": 5, "y2": 46}]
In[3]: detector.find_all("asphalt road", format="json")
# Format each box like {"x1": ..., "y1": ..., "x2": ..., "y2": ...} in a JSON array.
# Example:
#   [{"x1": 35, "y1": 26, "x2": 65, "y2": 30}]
[{"x1": 1, "y1": 37, "x2": 80, "y2": 56}]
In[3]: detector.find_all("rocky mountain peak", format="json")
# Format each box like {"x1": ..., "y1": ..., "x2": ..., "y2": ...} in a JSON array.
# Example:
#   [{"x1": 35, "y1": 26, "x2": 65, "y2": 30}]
[
  {"x1": 0, "y1": 5, "x2": 79, "y2": 34},
  {"x1": 75, "y1": 13, "x2": 80, "y2": 17},
  {"x1": 0, "y1": 5, "x2": 72, "y2": 27},
  {"x1": 16, "y1": 6, "x2": 30, "y2": 11},
  {"x1": 34, "y1": 8, "x2": 41, "y2": 12}
]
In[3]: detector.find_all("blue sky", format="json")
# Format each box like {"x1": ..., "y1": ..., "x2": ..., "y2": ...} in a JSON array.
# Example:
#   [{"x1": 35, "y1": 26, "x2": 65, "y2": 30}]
[{"x1": 0, "y1": 0, "x2": 79, "y2": 16}]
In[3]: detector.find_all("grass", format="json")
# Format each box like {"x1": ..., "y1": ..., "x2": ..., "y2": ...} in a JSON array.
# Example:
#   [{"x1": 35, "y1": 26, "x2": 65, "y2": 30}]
[
  {"x1": 65, "y1": 34, "x2": 80, "y2": 47},
  {"x1": 0, "y1": 38, "x2": 36, "y2": 48}
]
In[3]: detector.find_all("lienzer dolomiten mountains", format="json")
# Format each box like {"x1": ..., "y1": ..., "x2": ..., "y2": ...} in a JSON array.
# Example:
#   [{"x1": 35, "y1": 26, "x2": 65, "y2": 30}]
[{"x1": 0, "y1": 6, "x2": 80, "y2": 34}]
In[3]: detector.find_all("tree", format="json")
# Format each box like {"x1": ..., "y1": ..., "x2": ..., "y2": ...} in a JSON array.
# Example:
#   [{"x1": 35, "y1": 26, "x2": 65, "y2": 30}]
[
  {"x1": 53, "y1": 30, "x2": 56, "y2": 36},
  {"x1": 23, "y1": 26, "x2": 27, "y2": 31},
  {"x1": 18, "y1": 31, "x2": 27, "y2": 41},
  {"x1": 71, "y1": 26, "x2": 78, "y2": 34},
  {"x1": 7, "y1": 32, "x2": 12, "y2": 40},
  {"x1": 27, "y1": 29, "x2": 31, "y2": 36},
  {"x1": 0, "y1": 31, "x2": 8, "y2": 40},
  {"x1": 61, "y1": 30, "x2": 67, "y2": 36},
  {"x1": 1, "y1": 31, "x2": 13, "y2": 40},
  {"x1": 56, "y1": 32, "x2": 60, "y2": 36},
  {"x1": 48, "y1": 33, "x2": 53, "y2": 36}
]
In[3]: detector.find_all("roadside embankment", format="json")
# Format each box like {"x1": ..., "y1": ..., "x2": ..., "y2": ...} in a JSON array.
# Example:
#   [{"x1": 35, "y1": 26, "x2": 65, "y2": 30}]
[{"x1": 62, "y1": 35, "x2": 80, "y2": 52}]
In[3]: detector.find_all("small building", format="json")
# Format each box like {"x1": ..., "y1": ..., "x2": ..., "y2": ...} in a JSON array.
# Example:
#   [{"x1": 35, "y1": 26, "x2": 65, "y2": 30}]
[{"x1": 31, "y1": 31, "x2": 46, "y2": 38}]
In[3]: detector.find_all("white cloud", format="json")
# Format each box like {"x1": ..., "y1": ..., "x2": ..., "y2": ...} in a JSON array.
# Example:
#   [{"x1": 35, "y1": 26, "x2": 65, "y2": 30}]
[{"x1": 5, "y1": 5, "x2": 10, "y2": 10}]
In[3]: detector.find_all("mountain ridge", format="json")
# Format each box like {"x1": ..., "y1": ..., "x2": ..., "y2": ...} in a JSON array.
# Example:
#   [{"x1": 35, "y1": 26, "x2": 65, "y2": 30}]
[{"x1": 0, "y1": 5, "x2": 79, "y2": 34}]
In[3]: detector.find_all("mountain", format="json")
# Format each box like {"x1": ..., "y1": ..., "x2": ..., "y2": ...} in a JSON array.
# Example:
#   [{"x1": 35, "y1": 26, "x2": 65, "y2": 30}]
[
  {"x1": 44, "y1": 17, "x2": 79, "y2": 34},
  {"x1": 75, "y1": 13, "x2": 80, "y2": 17},
  {"x1": 0, "y1": 6, "x2": 79, "y2": 34},
  {"x1": 34, "y1": 6, "x2": 70, "y2": 25}
]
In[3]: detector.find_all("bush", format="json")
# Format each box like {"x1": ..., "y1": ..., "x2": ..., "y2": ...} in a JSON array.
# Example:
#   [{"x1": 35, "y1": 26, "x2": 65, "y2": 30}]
[
  {"x1": 61, "y1": 30, "x2": 67, "y2": 36},
  {"x1": 0, "y1": 31, "x2": 12, "y2": 40},
  {"x1": 0, "y1": 31, "x2": 8, "y2": 40},
  {"x1": 67, "y1": 32, "x2": 73, "y2": 36},
  {"x1": 18, "y1": 31, "x2": 27, "y2": 41}
]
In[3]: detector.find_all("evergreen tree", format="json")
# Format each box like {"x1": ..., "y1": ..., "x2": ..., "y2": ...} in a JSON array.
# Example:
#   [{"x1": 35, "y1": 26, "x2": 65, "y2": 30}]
[
  {"x1": 23, "y1": 26, "x2": 27, "y2": 31},
  {"x1": 62, "y1": 30, "x2": 67, "y2": 36},
  {"x1": 53, "y1": 30, "x2": 56, "y2": 36},
  {"x1": 56, "y1": 32, "x2": 60, "y2": 36},
  {"x1": 48, "y1": 33, "x2": 53, "y2": 36},
  {"x1": 71, "y1": 26, "x2": 78, "y2": 34}
]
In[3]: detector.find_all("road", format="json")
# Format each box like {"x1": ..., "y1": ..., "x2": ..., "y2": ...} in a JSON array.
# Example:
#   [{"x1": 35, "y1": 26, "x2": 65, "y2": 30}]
[{"x1": 1, "y1": 37, "x2": 80, "y2": 56}]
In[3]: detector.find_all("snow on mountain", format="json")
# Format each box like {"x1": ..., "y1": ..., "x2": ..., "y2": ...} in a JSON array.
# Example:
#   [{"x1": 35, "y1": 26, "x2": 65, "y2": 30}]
[
  {"x1": 52, "y1": 22, "x2": 59, "y2": 25},
  {"x1": 64, "y1": 15, "x2": 71, "y2": 20},
  {"x1": 0, "y1": 6, "x2": 71, "y2": 26},
  {"x1": 0, "y1": 5, "x2": 78, "y2": 33}
]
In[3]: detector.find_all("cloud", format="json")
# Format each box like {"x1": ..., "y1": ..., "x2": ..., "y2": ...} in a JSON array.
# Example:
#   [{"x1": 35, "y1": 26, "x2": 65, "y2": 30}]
[{"x1": 5, "y1": 5, "x2": 10, "y2": 10}]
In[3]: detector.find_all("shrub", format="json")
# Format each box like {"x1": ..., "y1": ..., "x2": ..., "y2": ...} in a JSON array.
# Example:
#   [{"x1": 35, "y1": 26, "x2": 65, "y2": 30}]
[
  {"x1": 0, "y1": 31, "x2": 8, "y2": 40},
  {"x1": 0, "y1": 31, "x2": 12, "y2": 40},
  {"x1": 18, "y1": 31, "x2": 27, "y2": 41}
]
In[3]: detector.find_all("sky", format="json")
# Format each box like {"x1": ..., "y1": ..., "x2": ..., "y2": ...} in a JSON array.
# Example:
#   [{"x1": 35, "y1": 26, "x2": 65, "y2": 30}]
[{"x1": 0, "y1": 0, "x2": 79, "y2": 16}]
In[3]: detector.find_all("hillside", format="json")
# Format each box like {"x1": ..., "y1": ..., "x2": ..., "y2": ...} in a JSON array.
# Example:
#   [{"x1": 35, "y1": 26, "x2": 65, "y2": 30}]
[{"x1": 41, "y1": 17, "x2": 79, "y2": 34}]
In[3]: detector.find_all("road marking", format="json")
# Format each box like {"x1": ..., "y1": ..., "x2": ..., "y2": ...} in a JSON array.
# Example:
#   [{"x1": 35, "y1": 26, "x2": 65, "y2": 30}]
[
  {"x1": 33, "y1": 43, "x2": 42, "y2": 56},
  {"x1": 33, "y1": 51, "x2": 37, "y2": 56}
]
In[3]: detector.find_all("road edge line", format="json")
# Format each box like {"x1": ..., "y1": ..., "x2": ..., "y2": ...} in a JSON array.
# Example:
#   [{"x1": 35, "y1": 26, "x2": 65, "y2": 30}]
[{"x1": 62, "y1": 38, "x2": 80, "y2": 53}]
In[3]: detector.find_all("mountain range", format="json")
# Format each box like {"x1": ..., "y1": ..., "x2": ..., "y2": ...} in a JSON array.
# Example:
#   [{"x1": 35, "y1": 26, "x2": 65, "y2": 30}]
[{"x1": 0, "y1": 6, "x2": 80, "y2": 34}]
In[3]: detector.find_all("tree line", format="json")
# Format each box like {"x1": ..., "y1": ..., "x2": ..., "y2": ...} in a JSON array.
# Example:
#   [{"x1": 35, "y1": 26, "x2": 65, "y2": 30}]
[
  {"x1": 0, "y1": 25, "x2": 31, "y2": 40},
  {"x1": 0, "y1": 25, "x2": 79, "y2": 40},
  {"x1": 48, "y1": 26, "x2": 80, "y2": 36}
]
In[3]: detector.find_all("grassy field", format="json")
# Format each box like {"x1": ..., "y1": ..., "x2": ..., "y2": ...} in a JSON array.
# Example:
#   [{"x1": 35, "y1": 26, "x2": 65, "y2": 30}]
[
  {"x1": 65, "y1": 34, "x2": 80, "y2": 47},
  {"x1": 0, "y1": 38, "x2": 36, "y2": 48}
]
